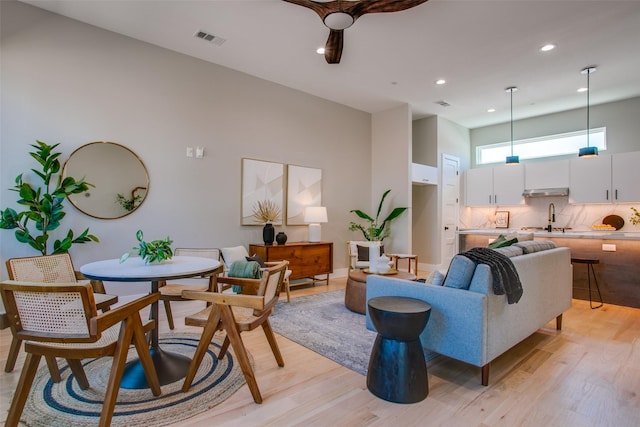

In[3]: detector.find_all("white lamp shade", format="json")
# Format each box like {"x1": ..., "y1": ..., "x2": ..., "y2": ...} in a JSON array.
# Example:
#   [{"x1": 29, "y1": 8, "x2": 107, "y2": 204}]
[{"x1": 304, "y1": 206, "x2": 328, "y2": 223}]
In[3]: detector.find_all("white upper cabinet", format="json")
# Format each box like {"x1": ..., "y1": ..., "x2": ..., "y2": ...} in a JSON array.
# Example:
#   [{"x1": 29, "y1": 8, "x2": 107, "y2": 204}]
[
  {"x1": 465, "y1": 164, "x2": 524, "y2": 206},
  {"x1": 570, "y1": 151, "x2": 640, "y2": 203},
  {"x1": 525, "y1": 159, "x2": 570, "y2": 189},
  {"x1": 412, "y1": 163, "x2": 438, "y2": 185}
]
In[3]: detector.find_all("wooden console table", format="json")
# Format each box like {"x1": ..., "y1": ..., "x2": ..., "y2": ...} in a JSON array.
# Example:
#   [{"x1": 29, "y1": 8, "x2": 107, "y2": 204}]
[{"x1": 249, "y1": 242, "x2": 333, "y2": 289}]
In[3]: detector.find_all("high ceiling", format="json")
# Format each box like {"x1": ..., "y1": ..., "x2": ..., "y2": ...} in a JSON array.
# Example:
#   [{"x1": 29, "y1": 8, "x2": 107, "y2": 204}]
[{"x1": 21, "y1": 0, "x2": 640, "y2": 129}]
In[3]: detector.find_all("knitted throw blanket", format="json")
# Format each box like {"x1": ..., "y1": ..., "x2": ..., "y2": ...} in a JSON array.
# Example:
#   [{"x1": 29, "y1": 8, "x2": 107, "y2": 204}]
[
  {"x1": 229, "y1": 260, "x2": 261, "y2": 293},
  {"x1": 460, "y1": 247, "x2": 523, "y2": 304}
]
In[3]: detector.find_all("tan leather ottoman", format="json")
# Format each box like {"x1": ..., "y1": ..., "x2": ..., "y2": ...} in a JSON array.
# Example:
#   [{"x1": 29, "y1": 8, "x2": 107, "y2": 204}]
[{"x1": 345, "y1": 269, "x2": 417, "y2": 314}]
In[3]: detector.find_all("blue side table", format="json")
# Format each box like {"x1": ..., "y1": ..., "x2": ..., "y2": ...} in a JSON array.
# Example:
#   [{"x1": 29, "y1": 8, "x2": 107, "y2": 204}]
[{"x1": 367, "y1": 296, "x2": 431, "y2": 403}]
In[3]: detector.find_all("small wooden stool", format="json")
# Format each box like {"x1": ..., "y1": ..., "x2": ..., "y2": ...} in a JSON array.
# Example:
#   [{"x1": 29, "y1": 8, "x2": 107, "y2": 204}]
[{"x1": 571, "y1": 258, "x2": 603, "y2": 309}]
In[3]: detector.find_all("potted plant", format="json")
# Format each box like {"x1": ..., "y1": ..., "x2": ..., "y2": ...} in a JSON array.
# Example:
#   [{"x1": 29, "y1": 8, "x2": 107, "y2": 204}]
[
  {"x1": 0, "y1": 140, "x2": 98, "y2": 255},
  {"x1": 252, "y1": 200, "x2": 281, "y2": 245},
  {"x1": 120, "y1": 229, "x2": 174, "y2": 264},
  {"x1": 349, "y1": 189, "x2": 407, "y2": 241}
]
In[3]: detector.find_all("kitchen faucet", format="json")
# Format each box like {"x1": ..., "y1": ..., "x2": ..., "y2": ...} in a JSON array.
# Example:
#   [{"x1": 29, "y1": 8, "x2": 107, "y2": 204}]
[{"x1": 547, "y1": 203, "x2": 555, "y2": 232}]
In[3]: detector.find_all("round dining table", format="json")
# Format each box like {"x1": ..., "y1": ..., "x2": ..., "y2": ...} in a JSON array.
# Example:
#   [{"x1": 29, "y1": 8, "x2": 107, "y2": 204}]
[{"x1": 81, "y1": 256, "x2": 223, "y2": 389}]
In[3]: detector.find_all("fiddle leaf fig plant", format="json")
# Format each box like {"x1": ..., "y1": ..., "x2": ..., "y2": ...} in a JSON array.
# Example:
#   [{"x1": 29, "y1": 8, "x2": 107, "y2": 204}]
[
  {"x1": 349, "y1": 189, "x2": 407, "y2": 241},
  {"x1": 120, "y1": 229, "x2": 174, "y2": 264},
  {"x1": 0, "y1": 140, "x2": 98, "y2": 255}
]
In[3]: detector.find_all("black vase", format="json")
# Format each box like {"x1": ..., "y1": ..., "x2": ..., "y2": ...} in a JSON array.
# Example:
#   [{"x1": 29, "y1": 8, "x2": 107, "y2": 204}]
[
  {"x1": 276, "y1": 231, "x2": 288, "y2": 245},
  {"x1": 263, "y1": 223, "x2": 275, "y2": 245}
]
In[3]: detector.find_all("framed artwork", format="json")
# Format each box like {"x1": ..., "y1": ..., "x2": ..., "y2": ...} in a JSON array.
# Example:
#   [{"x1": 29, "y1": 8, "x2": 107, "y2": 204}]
[
  {"x1": 495, "y1": 211, "x2": 510, "y2": 228},
  {"x1": 286, "y1": 164, "x2": 322, "y2": 225},
  {"x1": 241, "y1": 158, "x2": 284, "y2": 225}
]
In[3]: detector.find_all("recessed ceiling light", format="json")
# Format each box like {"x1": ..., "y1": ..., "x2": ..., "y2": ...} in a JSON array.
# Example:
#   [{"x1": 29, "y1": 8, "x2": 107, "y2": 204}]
[
  {"x1": 435, "y1": 79, "x2": 446, "y2": 85},
  {"x1": 577, "y1": 87, "x2": 588, "y2": 93},
  {"x1": 487, "y1": 108, "x2": 496, "y2": 113},
  {"x1": 316, "y1": 47, "x2": 325, "y2": 54},
  {"x1": 540, "y1": 44, "x2": 556, "y2": 52}
]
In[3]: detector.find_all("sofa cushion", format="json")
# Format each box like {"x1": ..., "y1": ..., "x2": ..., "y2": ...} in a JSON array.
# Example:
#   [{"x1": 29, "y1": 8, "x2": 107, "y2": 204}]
[
  {"x1": 492, "y1": 245, "x2": 524, "y2": 258},
  {"x1": 443, "y1": 255, "x2": 476, "y2": 290},
  {"x1": 357, "y1": 244, "x2": 384, "y2": 261},
  {"x1": 514, "y1": 240, "x2": 557, "y2": 254}
]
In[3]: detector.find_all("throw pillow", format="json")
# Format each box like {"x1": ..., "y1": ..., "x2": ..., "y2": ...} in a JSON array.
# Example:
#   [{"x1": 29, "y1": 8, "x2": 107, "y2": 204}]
[
  {"x1": 246, "y1": 254, "x2": 266, "y2": 268},
  {"x1": 221, "y1": 246, "x2": 249, "y2": 270},
  {"x1": 488, "y1": 235, "x2": 518, "y2": 249},
  {"x1": 492, "y1": 245, "x2": 524, "y2": 258},
  {"x1": 443, "y1": 255, "x2": 476, "y2": 290},
  {"x1": 513, "y1": 240, "x2": 557, "y2": 254},
  {"x1": 517, "y1": 232, "x2": 534, "y2": 242},
  {"x1": 356, "y1": 244, "x2": 384, "y2": 261},
  {"x1": 425, "y1": 270, "x2": 445, "y2": 286}
]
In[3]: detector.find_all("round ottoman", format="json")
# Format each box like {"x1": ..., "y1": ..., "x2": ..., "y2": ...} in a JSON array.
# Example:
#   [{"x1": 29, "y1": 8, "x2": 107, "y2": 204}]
[{"x1": 345, "y1": 269, "x2": 417, "y2": 314}]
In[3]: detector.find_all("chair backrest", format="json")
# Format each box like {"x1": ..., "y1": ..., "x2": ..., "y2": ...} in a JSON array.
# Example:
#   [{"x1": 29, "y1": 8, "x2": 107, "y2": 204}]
[
  {"x1": 220, "y1": 246, "x2": 250, "y2": 271},
  {"x1": 0, "y1": 281, "x2": 98, "y2": 343},
  {"x1": 6, "y1": 254, "x2": 78, "y2": 283},
  {"x1": 257, "y1": 261, "x2": 288, "y2": 308},
  {"x1": 174, "y1": 248, "x2": 220, "y2": 260}
]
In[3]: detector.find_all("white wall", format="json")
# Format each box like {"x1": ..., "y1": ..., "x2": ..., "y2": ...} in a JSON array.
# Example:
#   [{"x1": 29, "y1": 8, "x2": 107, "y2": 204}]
[
  {"x1": 371, "y1": 105, "x2": 412, "y2": 254},
  {"x1": 0, "y1": 1, "x2": 372, "y2": 278}
]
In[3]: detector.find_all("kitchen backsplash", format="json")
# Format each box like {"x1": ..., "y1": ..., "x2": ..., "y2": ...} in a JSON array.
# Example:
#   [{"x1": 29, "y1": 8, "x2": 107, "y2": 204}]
[{"x1": 460, "y1": 197, "x2": 640, "y2": 232}]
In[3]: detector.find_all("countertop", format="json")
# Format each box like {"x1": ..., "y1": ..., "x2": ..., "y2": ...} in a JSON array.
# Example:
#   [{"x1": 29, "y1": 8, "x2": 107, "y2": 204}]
[{"x1": 458, "y1": 229, "x2": 640, "y2": 241}]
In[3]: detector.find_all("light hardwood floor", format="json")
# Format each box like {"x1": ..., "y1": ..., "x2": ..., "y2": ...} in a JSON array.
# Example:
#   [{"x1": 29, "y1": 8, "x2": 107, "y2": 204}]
[{"x1": 1, "y1": 276, "x2": 639, "y2": 426}]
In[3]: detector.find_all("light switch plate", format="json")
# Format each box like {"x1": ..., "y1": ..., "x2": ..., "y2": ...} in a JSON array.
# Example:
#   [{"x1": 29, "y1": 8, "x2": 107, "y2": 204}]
[{"x1": 186, "y1": 147, "x2": 194, "y2": 157}]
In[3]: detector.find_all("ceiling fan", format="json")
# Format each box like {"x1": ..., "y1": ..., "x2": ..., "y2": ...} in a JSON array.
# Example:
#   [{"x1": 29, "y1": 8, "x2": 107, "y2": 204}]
[{"x1": 283, "y1": 0, "x2": 430, "y2": 64}]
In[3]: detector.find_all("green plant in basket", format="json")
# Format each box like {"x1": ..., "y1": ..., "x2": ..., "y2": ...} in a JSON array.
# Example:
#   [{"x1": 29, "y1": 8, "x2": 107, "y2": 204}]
[{"x1": 120, "y1": 229, "x2": 173, "y2": 264}]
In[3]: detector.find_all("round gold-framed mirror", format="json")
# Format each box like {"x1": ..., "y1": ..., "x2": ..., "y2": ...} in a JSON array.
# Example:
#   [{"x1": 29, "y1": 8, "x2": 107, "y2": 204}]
[{"x1": 63, "y1": 142, "x2": 149, "y2": 220}]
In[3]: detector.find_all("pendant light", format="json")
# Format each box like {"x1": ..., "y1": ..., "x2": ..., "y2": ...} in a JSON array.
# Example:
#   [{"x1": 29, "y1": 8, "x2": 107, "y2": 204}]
[
  {"x1": 578, "y1": 66, "x2": 598, "y2": 157},
  {"x1": 505, "y1": 86, "x2": 519, "y2": 164}
]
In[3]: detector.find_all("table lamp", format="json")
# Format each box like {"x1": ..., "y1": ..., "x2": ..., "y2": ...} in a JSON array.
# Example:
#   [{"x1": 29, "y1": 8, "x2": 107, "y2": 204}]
[{"x1": 304, "y1": 206, "x2": 328, "y2": 242}]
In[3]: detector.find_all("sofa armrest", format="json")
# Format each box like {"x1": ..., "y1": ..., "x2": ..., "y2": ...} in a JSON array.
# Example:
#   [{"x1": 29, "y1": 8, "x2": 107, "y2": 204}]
[{"x1": 365, "y1": 275, "x2": 488, "y2": 367}]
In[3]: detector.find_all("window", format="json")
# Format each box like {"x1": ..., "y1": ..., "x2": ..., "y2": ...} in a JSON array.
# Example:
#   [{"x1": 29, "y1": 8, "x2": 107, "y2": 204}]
[{"x1": 476, "y1": 128, "x2": 607, "y2": 165}]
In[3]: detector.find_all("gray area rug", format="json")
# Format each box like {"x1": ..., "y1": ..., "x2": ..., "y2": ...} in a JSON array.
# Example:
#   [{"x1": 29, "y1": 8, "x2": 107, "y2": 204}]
[{"x1": 271, "y1": 289, "x2": 436, "y2": 376}]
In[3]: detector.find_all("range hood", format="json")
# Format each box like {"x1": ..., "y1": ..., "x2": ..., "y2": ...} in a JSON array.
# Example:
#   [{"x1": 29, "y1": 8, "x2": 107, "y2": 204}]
[{"x1": 522, "y1": 187, "x2": 569, "y2": 198}]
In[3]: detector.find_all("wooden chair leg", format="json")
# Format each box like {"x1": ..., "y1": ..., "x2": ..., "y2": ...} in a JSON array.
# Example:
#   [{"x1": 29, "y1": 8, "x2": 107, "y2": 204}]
[
  {"x1": 219, "y1": 305, "x2": 262, "y2": 404},
  {"x1": 481, "y1": 363, "x2": 491, "y2": 386},
  {"x1": 67, "y1": 359, "x2": 90, "y2": 390},
  {"x1": 5, "y1": 336, "x2": 21, "y2": 372},
  {"x1": 45, "y1": 356, "x2": 61, "y2": 382},
  {"x1": 261, "y1": 320, "x2": 284, "y2": 367},
  {"x1": 182, "y1": 309, "x2": 221, "y2": 392},
  {"x1": 132, "y1": 316, "x2": 161, "y2": 396},
  {"x1": 163, "y1": 300, "x2": 175, "y2": 330},
  {"x1": 285, "y1": 279, "x2": 291, "y2": 303},
  {"x1": 218, "y1": 335, "x2": 231, "y2": 360},
  {"x1": 5, "y1": 353, "x2": 42, "y2": 427},
  {"x1": 556, "y1": 313, "x2": 563, "y2": 330},
  {"x1": 100, "y1": 319, "x2": 135, "y2": 427}
]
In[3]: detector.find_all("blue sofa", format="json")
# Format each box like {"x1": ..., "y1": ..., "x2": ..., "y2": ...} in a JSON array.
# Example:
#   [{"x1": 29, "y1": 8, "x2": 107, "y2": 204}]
[{"x1": 365, "y1": 246, "x2": 572, "y2": 385}]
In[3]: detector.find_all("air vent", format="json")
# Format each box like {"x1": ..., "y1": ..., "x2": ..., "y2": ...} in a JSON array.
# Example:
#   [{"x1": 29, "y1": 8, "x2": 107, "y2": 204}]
[
  {"x1": 194, "y1": 31, "x2": 226, "y2": 46},
  {"x1": 435, "y1": 100, "x2": 451, "y2": 107}
]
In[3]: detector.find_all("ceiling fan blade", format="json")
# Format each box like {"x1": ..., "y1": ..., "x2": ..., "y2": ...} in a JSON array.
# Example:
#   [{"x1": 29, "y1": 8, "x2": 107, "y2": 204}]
[
  {"x1": 325, "y1": 29, "x2": 344, "y2": 64},
  {"x1": 349, "y1": 0, "x2": 430, "y2": 20}
]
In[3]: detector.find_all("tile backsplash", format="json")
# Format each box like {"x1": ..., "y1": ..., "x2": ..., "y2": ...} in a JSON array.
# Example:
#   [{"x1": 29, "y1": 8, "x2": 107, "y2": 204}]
[{"x1": 460, "y1": 197, "x2": 640, "y2": 232}]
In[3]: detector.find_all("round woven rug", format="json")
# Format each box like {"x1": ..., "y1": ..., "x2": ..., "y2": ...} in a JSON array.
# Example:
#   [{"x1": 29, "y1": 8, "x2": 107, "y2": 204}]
[{"x1": 20, "y1": 333, "x2": 248, "y2": 426}]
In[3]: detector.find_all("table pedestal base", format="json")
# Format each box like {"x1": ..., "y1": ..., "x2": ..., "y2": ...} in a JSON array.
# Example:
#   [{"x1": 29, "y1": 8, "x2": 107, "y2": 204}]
[{"x1": 120, "y1": 348, "x2": 191, "y2": 389}]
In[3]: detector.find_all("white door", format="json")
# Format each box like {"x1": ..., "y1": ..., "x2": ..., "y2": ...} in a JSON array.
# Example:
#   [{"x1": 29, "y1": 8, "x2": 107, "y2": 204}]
[{"x1": 441, "y1": 154, "x2": 460, "y2": 269}]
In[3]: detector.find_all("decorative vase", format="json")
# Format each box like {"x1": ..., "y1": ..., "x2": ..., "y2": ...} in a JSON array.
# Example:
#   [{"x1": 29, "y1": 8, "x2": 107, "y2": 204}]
[
  {"x1": 276, "y1": 231, "x2": 288, "y2": 245},
  {"x1": 368, "y1": 242, "x2": 382, "y2": 273},
  {"x1": 263, "y1": 223, "x2": 275, "y2": 245}
]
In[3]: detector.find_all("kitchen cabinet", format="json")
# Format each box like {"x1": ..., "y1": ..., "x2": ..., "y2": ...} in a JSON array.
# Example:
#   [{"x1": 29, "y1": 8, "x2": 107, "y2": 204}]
[
  {"x1": 411, "y1": 163, "x2": 438, "y2": 185},
  {"x1": 570, "y1": 151, "x2": 640, "y2": 203},
  {"x1": 524, "y1": 159, "x2": 569, "y2": 189},
  {"x1": 465, "y1": 164, "x2": 524, "y2": 206}
]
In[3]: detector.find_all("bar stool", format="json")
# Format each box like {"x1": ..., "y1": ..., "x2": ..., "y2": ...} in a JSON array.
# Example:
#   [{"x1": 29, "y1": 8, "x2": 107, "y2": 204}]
[{"x1": 571, "y1": 258, "x2": 603, "y2": 309}]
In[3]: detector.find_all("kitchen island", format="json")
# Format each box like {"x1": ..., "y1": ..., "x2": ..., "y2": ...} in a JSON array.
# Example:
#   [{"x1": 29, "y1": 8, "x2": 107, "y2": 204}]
[{"x1": 459, "y1": 229, "x2": 640, "y2": 308}]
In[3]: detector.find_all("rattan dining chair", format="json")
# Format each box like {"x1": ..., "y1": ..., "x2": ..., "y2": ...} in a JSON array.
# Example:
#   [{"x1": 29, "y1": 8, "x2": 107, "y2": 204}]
[
  {"x1": 5, "y1": 254, "x2": 119, "y2": 375},
  {"x1": 0, "y1": 280, "x2": 160, "y2": 427},
  {"x1": 181, "y1": 260, "x2": 289, "y2": 403},
  {"x1": 157, "y1": 248, "x2": 223, "y2": 330}
]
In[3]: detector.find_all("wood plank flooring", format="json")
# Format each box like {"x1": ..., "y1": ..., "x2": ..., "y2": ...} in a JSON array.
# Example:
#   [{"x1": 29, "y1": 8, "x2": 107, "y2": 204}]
[{"x1": 1, "y1": 276, "x2": 639, "y2": 426}]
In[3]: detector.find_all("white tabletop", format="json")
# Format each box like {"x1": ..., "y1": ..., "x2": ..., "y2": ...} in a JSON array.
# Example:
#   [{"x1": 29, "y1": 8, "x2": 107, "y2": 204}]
[{"x1": 80, "y1": 256, "x2": 221, "y2": 282}]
